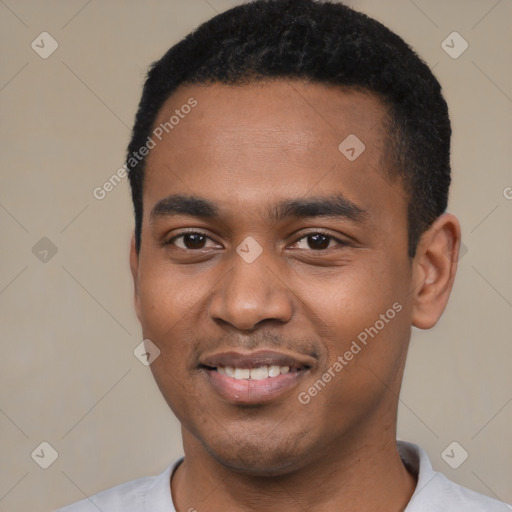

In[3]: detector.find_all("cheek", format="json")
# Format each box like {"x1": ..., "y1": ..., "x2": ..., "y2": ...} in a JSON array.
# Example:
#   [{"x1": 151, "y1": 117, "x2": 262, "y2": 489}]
[
  {"x1": 301, "y1": 260, "x2": 404, "y2": 335},
  {"x1": 137, "y1": 263, "x2": 204, "y2": 334},
  {"x1": 136, "y1": 277, "x2": 198, "y2": 391},
  {"x1": 311, "y1": 264, "x2": 410, "y2": 398},
  {"x1": 139, "y1": 272, "x2": 206, "y2": 416},
  {"x1": 294, "y1": 255, "x2": 410, "y2": 383}
]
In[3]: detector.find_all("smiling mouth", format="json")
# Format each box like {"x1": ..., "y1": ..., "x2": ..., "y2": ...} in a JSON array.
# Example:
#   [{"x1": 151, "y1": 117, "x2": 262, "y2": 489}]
[
  {"x1": 199, "y1": 350, "x2": 314, "y2": 403},
  {"x1": 205, "y1": 364, "x2": 306, "y2": 380}
]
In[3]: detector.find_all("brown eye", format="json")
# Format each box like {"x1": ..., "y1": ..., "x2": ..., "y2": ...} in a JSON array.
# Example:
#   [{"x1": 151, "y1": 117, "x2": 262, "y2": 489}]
[
  {"x1": 291, "y1": 231, "x2": 345, "y2": 251},
  {"x1": 167, "y1": 232, "x2": 218, "y2": 250},
  {"x1": 306, "y1": 233, "x2": 331, "y2": 250},
  {"x1": 182, "y1": 233, "x2": 206, "y2": 249}
]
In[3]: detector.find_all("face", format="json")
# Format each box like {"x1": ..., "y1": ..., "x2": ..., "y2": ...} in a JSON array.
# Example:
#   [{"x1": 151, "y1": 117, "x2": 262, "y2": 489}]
[{"x1": 131, "y1": 80, "x2": 416, "y2": 475}]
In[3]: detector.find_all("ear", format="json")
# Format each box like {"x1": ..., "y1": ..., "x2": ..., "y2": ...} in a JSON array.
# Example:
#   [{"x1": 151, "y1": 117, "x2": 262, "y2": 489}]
[
  {"x1": 129, "y1": 233, "x2": 141, "y2": 322},
  {"x1": 411, "y1": 213, "x2": 461, "y2": 329}
]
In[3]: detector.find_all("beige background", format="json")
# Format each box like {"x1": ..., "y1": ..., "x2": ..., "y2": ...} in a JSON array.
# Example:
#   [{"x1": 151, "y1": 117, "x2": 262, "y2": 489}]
[{"x1": 0, "y1": 0, "x2": 511, "y2": 510}]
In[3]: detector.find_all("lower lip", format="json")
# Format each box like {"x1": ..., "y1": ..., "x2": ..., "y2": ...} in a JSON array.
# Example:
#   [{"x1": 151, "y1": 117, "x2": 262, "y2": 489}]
[{"x1": 203, "y1": 369, "x2": 307, "y2": 404}]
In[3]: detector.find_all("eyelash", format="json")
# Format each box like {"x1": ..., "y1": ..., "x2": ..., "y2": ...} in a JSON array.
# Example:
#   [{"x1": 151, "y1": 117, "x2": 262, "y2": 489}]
[{"x1": 165, "y1": 229, "x2": 348, "y2": 251}]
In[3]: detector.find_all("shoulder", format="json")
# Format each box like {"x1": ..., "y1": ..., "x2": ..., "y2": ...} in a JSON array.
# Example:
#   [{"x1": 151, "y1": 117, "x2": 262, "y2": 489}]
[
  {"x1": 55, "y1": 460, "x2": 181, "y2": 512},
  {"x1": 425, "y1": 472, "x2": 510, "y2": 511},
  {"x1": 399, "y1": 441, "x2": 510, "y2": 512},
  {"x1": 55, "y1": 475, "x2": 155, "y2": 512}
]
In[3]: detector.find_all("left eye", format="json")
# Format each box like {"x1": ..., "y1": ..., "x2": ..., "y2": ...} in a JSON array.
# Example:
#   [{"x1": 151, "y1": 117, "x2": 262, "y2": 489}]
[{"x1": 291, "y1": 233, "x2": 345, "y2": 250}]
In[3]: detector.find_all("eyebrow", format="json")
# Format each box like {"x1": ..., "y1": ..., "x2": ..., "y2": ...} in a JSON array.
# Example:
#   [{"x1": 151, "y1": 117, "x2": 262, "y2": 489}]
[
  {"x1": 150, "y1": 193, "x2": 367, "y2": 223},
  {"x1": 270, "y1": 195, "x2": 367, "y2": 223}
]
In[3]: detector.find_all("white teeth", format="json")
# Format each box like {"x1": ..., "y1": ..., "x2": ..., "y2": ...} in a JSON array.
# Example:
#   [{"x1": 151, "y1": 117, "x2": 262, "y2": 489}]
[
  {"x1": 268, "y1": 365, "x2": 281, "y2": 377},
  {"x1": 218, "y1": 365, "x2": 291, "y2": 380},
  {"x1": 250, "y1": 366, "x2": 268, "y2": 380},
  {"x1": 234, "y1": 368, "x2": 250, "y2": 379}
]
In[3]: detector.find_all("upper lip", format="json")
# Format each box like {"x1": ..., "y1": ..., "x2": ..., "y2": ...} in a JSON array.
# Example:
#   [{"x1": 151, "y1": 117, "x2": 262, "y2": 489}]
[{"x1": 200, "y1": 350, "x2": 316, "y2": 370}]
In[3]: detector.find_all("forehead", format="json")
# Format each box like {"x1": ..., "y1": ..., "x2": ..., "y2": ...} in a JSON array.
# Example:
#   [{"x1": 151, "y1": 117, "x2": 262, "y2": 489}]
[
  {"x1": 142, "y1": 80, "x2": 404, "y2": 227},
  {"x1": 150, "y1": 80, "x2": 388, "y2": 155}
]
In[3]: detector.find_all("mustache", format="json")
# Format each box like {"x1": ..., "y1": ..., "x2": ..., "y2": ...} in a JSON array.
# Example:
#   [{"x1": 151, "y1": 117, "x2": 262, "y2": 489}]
[{"x1": 190, "y1": 330, "x2": 321, "y2": 359}]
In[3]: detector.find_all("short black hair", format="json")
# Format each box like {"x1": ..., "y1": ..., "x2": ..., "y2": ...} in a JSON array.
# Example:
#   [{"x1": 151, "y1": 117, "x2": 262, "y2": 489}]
[{"x1": 126, "y1": 0, "x2": 451, "y2": 257}]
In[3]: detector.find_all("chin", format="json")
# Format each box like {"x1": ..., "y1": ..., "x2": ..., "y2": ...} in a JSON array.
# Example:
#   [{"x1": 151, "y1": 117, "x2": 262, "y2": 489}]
[{"x1": 200, "y1": 428, "x2": 313, "y2": 477}]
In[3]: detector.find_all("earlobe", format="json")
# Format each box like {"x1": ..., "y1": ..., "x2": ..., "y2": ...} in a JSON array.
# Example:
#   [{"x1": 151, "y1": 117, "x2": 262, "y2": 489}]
[
  {"x1": 129, "y1": 234, "x2": 142, "y2": 321},
  {"x1": 411, "y1": 213, "x2": 461, "y2": 330}
]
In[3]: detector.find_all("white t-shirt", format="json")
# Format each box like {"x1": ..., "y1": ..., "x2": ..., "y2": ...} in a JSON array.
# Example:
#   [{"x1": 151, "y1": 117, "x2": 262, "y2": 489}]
[{"x1": 56, "y1": 441, "x2": 510, "y2": 511}]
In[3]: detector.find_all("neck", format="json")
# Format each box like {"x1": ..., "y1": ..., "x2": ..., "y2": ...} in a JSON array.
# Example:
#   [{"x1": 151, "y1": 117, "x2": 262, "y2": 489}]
[{"x1": 171, "y1": 421, "x2": 416, "y2": 512}]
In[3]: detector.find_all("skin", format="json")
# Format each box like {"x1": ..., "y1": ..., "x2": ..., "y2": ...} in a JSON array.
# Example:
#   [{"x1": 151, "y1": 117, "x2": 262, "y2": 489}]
[{"x1": 130, "y1": 80, "x2": 461, "y2": 512}]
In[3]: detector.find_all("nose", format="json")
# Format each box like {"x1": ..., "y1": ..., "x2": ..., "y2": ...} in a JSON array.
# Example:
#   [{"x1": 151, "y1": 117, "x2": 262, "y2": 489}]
[{"x1": 208, "y1": 249, "x2": 294, "y2": 332}]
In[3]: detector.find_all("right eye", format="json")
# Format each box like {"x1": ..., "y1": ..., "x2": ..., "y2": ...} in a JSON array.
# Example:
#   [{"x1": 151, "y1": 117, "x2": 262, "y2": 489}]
[{"x1": 165, "y1": 231, "x2": 221, "y2": 250}]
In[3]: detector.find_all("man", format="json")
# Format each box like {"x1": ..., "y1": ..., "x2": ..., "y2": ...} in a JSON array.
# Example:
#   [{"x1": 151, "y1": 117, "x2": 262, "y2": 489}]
[{"x1": 58, "y1": 0, "x2": 509, "y2": 510}]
